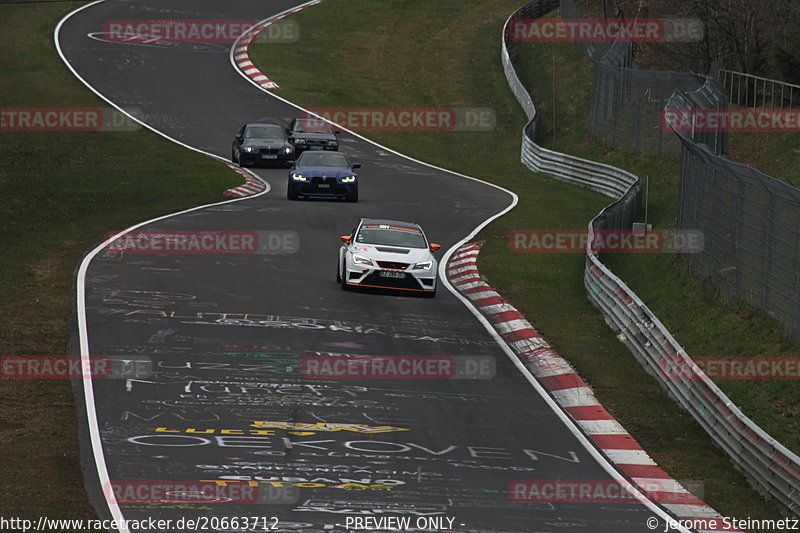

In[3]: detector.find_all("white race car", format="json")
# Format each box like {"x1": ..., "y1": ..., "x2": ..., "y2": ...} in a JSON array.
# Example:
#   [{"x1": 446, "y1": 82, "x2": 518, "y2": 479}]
[{"x1": 337, "y1": 219, "x2": 441, "y2": 297}]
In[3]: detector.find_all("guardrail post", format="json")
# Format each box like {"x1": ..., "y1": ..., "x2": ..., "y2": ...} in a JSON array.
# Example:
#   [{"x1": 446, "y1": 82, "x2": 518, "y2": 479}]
[{"x1": 503, "y1": 1, "x2": 800, "y2": 516}]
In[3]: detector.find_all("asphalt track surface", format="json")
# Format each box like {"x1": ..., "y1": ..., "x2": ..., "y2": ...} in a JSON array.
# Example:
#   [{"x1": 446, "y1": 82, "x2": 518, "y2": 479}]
[{"x1": 59, "y1": 1, "x2": 681, "y2": 531}]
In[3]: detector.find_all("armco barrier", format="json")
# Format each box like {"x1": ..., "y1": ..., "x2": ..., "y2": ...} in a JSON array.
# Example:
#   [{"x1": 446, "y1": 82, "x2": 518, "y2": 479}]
[{"x1": 502, "y1": 0, "x2": 800, "y2": 517}]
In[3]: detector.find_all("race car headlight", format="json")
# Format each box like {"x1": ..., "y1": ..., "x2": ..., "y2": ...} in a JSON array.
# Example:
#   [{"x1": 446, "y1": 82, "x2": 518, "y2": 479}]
[
  {"x1": 283, "y1": 146, "x2": 294, "y2": 154},
  {"x1": 293, "y1": 138, "x2": 306, "y2": 144},
  {"x1": 292, "y1": 173, "x2": 307, "y2": 181},
  {"x1": 352, "y1": 254, "x2": 374, "y2": 266},
  {"x1": 413, "y1": 261, "x2": 432, "y2": 270},
  {"x1": 341, "y1": 175, "x2": 356, "y2": 183},
  {"x1": 243, "y1": 146, "x2": 256, "y2": 153}
]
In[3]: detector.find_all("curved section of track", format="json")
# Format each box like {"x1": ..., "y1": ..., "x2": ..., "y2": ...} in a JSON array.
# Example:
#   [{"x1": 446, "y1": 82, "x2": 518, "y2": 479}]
[{"x1": 59, "y1": 1, "x2": 684, "y2": 531}]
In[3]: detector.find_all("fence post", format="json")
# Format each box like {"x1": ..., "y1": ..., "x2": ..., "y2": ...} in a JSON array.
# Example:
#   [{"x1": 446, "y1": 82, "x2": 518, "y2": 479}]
[
  {"x1": 506, "y1": 2, "x2": 800, "y2": 516},
  {"x1": 764, "y1": 192, "x2": 776, "y2": 312},
  {"x1": 795, "y1": 233, "x2": 800, "y2": 341}
]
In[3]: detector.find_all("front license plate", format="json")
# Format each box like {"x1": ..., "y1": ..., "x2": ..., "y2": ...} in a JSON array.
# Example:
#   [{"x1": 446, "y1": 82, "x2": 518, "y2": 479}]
[
  {"x1": 379, "y1": 270, "x2": 406, "y2": 279},
  {"x1": 309, "y1": 145, "x2": 323, "y2": 150},
  {"x1": 317, "y1": 183, "x2": 331, "y2": 189},
  {"x1": 261, "y1": 154, "x2": 277, "y2": 159}
]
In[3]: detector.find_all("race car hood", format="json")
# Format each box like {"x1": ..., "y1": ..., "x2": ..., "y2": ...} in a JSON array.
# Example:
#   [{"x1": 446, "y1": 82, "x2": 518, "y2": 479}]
[
  {"x1": 292, "y1": 132, "x2": 336, "y2": 142},
  {"x1": 243, "y1": 140, "x2": 291, "y2": 149},
  {"x1": 295, "y1": 165, "x2": 356, "y2": 178},
  {"x1": 350, "y1": 244, "x2": 434, "y2": 264}
]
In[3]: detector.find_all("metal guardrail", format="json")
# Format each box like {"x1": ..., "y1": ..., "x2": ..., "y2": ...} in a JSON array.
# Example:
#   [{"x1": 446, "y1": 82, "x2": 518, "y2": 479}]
[
  {"x1": 502, "y1": 0, "x2": 800, "y2": 517},
  {"x1": 720, "y1": 69, "x2": 800, "y2": 111}
]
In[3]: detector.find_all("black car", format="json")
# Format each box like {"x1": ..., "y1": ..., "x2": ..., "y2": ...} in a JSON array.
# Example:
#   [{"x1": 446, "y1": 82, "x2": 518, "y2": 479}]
[
  {"x1": 232, "y1": 123, "x2": 295, "y2": 167},
  {"x1": 286, "y1": 117, "x2": 340, "y2": 153}
]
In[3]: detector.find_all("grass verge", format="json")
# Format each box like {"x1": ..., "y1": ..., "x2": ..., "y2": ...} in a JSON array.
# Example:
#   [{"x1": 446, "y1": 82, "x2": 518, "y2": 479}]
[
  {"x1": 515, "y1": 17, "x2": 800, "y2": 456},
  {"x1": 0, "y1": 0, "x2": 241, "y2": 521},
  {"x1": 250, "y1": 0, "x2": 788, "y2": 526}
]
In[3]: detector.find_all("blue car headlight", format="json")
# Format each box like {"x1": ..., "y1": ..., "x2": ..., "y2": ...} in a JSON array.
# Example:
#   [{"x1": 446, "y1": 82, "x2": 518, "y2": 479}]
[
  {"x1": 283, "y1": 146, "x2": 294, "y2": 154},
  {"x1": 294, "y1": 138, "x2": 306, "y2": 144},
  {"x1": 243, "y1": 146, "x2": 256, "y2": 153},
  {"x1": 292, "y1": 173, "x2": 307, "y2": 181},
  {"x1": 341, "y1": 175, "x2": 356, "y2": 183}
]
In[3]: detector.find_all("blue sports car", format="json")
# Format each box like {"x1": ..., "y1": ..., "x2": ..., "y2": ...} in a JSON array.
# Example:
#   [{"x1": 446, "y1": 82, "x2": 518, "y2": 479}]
[{"x1": 287, "y1": 151, "x2": 361, "y2": 202}]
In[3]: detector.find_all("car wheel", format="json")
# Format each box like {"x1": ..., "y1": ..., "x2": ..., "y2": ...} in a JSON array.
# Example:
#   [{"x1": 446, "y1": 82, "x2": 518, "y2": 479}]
[
  {"x1": 336, "y1": 261, "x2": 342, "y2": 283},
  {"x1": 340, "y1": 261, "x2": 349, "y2": 290},
  {"x1": 423, "y1": 284, "x2": 437, "y2": 298},
  {"x1": 346, "y1": 186, "x2": 358, "y2": 203},
  {"x1": 231, "y1": 145, "x2": 237, "y2": 164},
  {"x1": 287, "y1": 185, "x2": 298, "y2": 201}
]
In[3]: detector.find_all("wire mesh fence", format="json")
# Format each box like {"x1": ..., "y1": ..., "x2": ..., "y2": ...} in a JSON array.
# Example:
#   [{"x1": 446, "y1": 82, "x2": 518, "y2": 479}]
[
  {"x1": 512, "y1": 0, "x2": 800, "y2": 344},
  {"x1": 560, "y1": 0, "x2": 707, "y2": 158},
  {"x1": 504, "y1": 0, "x2": 800, "y2": 515},
  {"x1": 667, "y1": 79, "x2": 800, "y2": 343}
]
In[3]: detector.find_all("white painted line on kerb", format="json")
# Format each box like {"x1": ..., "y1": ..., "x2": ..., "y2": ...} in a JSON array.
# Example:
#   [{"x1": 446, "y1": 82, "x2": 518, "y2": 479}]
[{"x1": 57, "y1": 0, "x2": 690, "y2": 530}]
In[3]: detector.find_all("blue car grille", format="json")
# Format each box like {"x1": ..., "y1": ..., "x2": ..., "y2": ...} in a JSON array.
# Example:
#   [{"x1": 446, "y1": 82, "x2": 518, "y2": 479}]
[
  {"x1": 299, "y1": 177, "x2": 345, "y2": 194},
  {"x1": 259, "y1": 148, "x2": 279, "y2": 155}
]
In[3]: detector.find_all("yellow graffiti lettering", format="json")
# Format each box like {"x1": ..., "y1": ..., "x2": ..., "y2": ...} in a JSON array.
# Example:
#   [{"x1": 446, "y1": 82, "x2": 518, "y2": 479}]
[{"x1": 249, "y1": 421, "x2": 409, "y2": 434}]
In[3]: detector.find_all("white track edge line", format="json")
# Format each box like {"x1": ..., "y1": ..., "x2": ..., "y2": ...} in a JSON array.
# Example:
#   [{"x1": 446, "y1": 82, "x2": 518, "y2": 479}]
[
  {"x1": 59, "y1": 0, "x2": 686, "y2": 530},
  {"x1": 442, "y1": 245, "x2": 692, "y2": 531},
  {"x1": 54, "y1": 2, "x2": 273, "y2": 531}
]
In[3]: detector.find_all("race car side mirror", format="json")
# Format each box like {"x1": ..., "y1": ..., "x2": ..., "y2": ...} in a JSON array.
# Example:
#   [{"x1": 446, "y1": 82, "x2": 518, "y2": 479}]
[
  {"x1": 429, "y1": 243, "x2": 441, "y2": 252},
  {"x1": 341, "y1": 235, "x2": 351, "y2": 244},
  {"x1": 352, "y1": 163, "x2": 361, "y2": 169}
]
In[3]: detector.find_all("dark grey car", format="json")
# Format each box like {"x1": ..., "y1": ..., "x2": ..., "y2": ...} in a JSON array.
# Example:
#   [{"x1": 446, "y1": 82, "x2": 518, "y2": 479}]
[
  {"x1": 286, "y1": 117, "x2": 340, "y2": 154},
  {"x1": 232, "y1": 123, "x2": 296, "y2": 167}
]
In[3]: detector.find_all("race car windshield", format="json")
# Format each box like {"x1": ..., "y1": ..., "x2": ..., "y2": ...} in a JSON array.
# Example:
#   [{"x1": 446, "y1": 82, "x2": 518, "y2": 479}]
[
  {"x1": 299, "y1": 153, "x2": 350, "y2": 168},
  {"x1": 294, "y1": 119, "x2": 333, "y2": 133},
  {"x1": 356, "y1": 228, "x2": 427, "y2": 249},
  {"x1": 245, "y1": 127, "x2": 284, "y2": 140}
]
